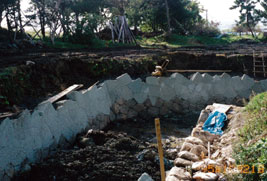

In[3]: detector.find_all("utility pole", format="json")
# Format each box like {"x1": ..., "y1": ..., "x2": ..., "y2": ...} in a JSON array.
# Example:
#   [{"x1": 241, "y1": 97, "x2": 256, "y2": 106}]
[
  {"x1": 205, "y1": 9, "x2": 208, "y2": 23},
  {"x1": 204, "y1": 9, "x2": 208, "y2": 24}
]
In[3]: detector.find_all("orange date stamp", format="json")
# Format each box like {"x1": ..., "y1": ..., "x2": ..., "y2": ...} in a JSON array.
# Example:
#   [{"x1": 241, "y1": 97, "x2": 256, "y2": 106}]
[{"x1": 202, "y1": 164, "x2": 265, "y2": 174}]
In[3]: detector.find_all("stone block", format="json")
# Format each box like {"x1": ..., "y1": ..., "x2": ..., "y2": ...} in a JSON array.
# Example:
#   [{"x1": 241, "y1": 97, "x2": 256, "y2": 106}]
[
  {"x1": 170, "y1": 102, "x2": 182, "y2": 113},
  {"x1": 154, "y1": 98, "x2": 164, "y2": 108},
  {"x1": 191, "y1": 72, "x2": 203, "y2": 82},
  {"x1": 241, "y1": 74, "x2": 254, "y2": 88},
  {"x1": 57, "y1": 105, "x2": 75, "y2": 141},
  {"x1": 160, "y1": 83, "x2": 176, "y2": 101},
  {"x1": 202, "y1": 73, "x2": 213, "y2": 83},
  {"x1": 116, "y1": 73, "x2": 132, "y2": 86},
  {"x1": 84, "y1": 86, "x2": 112, "y2": 117},
  {"x1": 128, "y1": 110, "x2": 138, "y2": 118},
  {"x1": 146, "y1": 76, "x2": 159, "y2": 85},
  {"x1": 148, "y1": 96, "x2": 158, "y2": 106},
  {"x1": 148, "y1": 107, "x2": 160, "y2": 117},
  {"x1": 119, "y1": 105, "x2": 129, "y2": 115},
  {"x1": 138, "y1": 172, "x2": 154, "y2": 181},
  {"x1": 180, "y1": 142, "x2": 194, "y2": 152},
  {"x1": 220, "y1": 72, "x2": 231, "y2": 80},
  {"x1": 212, "y1": 74, "x2": 237, "y2": 100},
  {"x1": 62, "y1": 100, "x2": 88, "y2": 133},
  {"x1": 167, "y1": 166, "x2": 191, "y2": 180},
  {"x1": 231, "y1": 75, "x2": 254, "y2": 99},
  {"x1": 174, "y1": 158, "x2": 193, "y2": 167},
  {"x1": 260, "y1": 79, "x2": 267, "y2": 90},
  {"x1": 185, "y1": 136, "x2": 204, "y2": 146},
  {"x1": 127, "y1": 78, "x2": 143, "y2": 94},
  {"x1": 190, "y1": 144, "x2": 208, "y2": 157},
  {"x1": 109, "y1": 111, "x2": 116, "y2": 121},
  {"x1": 147, "y1": 84, "x2": 160, "y2": 97},
  {"x1": 170, "y1": 73, "x2": 190, "y2": 84},
  {"x1": 193, "y1": 172, "x2": 218, "y2": 181},
  {"x1": 252, "y1": 81, "x2": 263, "y2": 93},
  {"x1": 160, "y1": 105, "x2": 169, "y2": 115},
  {"x1": 96, "y1": 114, "x2": 110, "y2": 129},
  {"x1": 173, "y1": 82, "x2": 194, "y2": 100},
  {"x1": 178, "y1": 151, "x2": 199, "y2": 162},
  {"x1": 134, "y1": 92, "x2": 148, "y2": 104},
  {"x1": 116, "y1": 86, "x2": 133, "y2": 101},
  {"x1": 102, "y1": 80, "x2": 119, "y2": 103},
  {"x1": 126, "y1": 99, "x2": 137, "y2": 108},
  {"x1": 133, "y1": 104, "x2": 146, "y2": 112}
]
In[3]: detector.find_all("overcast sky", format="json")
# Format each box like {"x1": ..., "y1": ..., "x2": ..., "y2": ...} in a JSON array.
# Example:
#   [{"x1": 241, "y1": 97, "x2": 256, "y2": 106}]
[
  {"x1": 198, "y1": 0, "x2": 240, "y2": 30},
  {"x1": 20, "y1": 0, "x2": 240, "y2": 30}
]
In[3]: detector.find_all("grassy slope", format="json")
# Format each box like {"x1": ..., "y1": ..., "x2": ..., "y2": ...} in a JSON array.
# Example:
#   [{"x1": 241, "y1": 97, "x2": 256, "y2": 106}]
[
  {"x1": 138, "y1": 34, "x2": 264, "y2": 48},
  {"x1": 233, "y1": 92, "x2": 267, "y2": 181},
  {"x1": 24, "y1": 28, "x2": 266, "y2": 49}
]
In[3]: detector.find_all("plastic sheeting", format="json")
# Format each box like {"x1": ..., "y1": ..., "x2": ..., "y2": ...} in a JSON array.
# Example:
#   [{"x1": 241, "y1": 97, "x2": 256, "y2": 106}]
[{"x1": 202, "y1": 111, "x2": 227, "y2": 136}]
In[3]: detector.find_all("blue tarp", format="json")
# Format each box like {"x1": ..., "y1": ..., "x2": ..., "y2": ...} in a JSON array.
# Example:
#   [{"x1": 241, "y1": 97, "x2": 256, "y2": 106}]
[{"x1": 202, "y1": 111, "x2": 227, "y2": 136}]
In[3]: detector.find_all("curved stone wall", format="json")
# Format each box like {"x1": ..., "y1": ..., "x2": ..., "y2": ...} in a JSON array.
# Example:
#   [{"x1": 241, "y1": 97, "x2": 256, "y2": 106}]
[{"x1": 0, "y1": 72, "x2": 267, "y2": 179}]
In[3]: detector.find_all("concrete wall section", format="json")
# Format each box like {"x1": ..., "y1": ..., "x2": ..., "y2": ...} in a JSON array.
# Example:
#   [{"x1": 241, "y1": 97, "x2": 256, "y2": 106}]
[{"x1": 0, "y1": 72, "x2": 267, "y2": 179}]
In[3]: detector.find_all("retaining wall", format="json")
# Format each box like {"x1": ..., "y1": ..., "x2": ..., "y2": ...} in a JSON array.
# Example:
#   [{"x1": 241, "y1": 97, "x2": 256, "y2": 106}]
[{"x1": 0, "y1": 72, "x2": 267, "y2": 180}]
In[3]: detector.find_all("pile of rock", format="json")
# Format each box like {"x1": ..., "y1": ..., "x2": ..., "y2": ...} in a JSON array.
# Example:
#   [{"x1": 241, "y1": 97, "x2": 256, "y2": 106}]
[{"x1": 166, "y1": 104, "x2": 244, "y2": 181}]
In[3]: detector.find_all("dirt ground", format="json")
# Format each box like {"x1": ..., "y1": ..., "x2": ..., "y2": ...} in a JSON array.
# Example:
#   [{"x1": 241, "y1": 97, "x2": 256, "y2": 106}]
[
  {"x1": 1, "y1": 43, "x2": 266, "y2": 117},
  {"x1": 1, "y1": 43, "x2": 267, "y2": 69},
  {"x1": 12, "y1": 116, "x2": 198, "y2": 181}
]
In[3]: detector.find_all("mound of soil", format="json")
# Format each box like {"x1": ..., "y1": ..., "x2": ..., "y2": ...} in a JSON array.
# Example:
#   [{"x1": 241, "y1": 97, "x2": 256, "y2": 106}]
[{"x1": 13, "y1": 130, "x2": 161, "y2": 181}]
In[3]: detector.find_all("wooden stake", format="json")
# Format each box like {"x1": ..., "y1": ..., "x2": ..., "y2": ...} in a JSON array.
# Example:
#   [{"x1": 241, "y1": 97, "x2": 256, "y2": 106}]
[
  {"x1": 208, "y1": 141, "x2": 211, "y2": 159},
  {"x1": 155, "y1": 118, "x2": 166, "y2": 181},
  {"x1": 166, "y1": 69, "x2": 232, "y2": 73}
]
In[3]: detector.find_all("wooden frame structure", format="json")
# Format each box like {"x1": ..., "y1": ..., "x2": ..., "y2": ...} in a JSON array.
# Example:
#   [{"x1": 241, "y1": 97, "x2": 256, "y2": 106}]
[{"x1": 109, "y1": 16, "x2": 137, "y2": 45}]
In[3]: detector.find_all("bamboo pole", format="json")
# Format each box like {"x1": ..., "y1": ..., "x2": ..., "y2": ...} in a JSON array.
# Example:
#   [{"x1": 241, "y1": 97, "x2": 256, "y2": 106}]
[{"x1": 155, "y1": 118, "x2": 165, "y2": 181}]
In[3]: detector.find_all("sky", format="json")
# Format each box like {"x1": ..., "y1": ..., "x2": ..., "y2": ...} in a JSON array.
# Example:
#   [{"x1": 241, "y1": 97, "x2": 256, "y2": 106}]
[
  {"x1": 198, "y1": 0, "x2": 240, "y2": 30},
  {"x1": 19, "y1": 0, "x2": 240, "y2": 30}
]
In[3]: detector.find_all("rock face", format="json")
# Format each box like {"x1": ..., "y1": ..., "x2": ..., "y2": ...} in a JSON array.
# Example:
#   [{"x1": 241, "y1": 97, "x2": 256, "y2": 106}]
[{"x1": 0, "y1": 72, "x2": 266, "y2": 179}]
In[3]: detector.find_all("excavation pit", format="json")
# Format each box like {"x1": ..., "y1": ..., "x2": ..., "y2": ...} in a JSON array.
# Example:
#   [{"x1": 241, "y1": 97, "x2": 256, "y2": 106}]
[
  {"x1": 1, "y1": 72, "x2": 267, "y2": 180},
  {"x1": 13, "y1": 115, "x2": 199, "y2": 181}
]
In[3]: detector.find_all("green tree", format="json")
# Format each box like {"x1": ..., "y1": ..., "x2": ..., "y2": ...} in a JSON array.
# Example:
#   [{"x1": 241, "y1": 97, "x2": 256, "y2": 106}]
[
  {"x1": 137, "y1": 0, "x2": 202, "y2": 34},
  {"x1": 230, "y1": 0, "x2": 261, "y2": 37},
  {"x1": 259, "y1": 1, "x2": 267, "y2": 26}
]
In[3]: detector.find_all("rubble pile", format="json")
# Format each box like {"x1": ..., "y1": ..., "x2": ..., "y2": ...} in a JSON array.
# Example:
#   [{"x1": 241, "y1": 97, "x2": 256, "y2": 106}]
[{"x1": 166, "y1": 105, "x2": 245, "y2": 181}]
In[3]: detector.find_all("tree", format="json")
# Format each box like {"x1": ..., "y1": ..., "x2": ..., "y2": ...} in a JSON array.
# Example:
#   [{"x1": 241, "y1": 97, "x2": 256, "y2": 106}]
[
  {"x1": 230, "y1": 0, "x2": 261, "y2": 37},
  {"x1": 29, "y1": 0, "x2": 48, "y2": 39},
  {"x1": 0, "y1": 0, "x2": 16, "y2": 27},
  {"x1": 137, "y1": 0, "x2": 202, "y2": 34},
  {"x1": 259, "y1": 1, "x2": 267, "y2": 26},
  {"x1": 232, "y1": 23, "x2": 246, "y2": 36},
  {"x1": 125, "y1": 0, "x2": 145, "y2": 33},
  {"x1": 164, "y1": 0, "x2": 171, "y2": 35}
]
